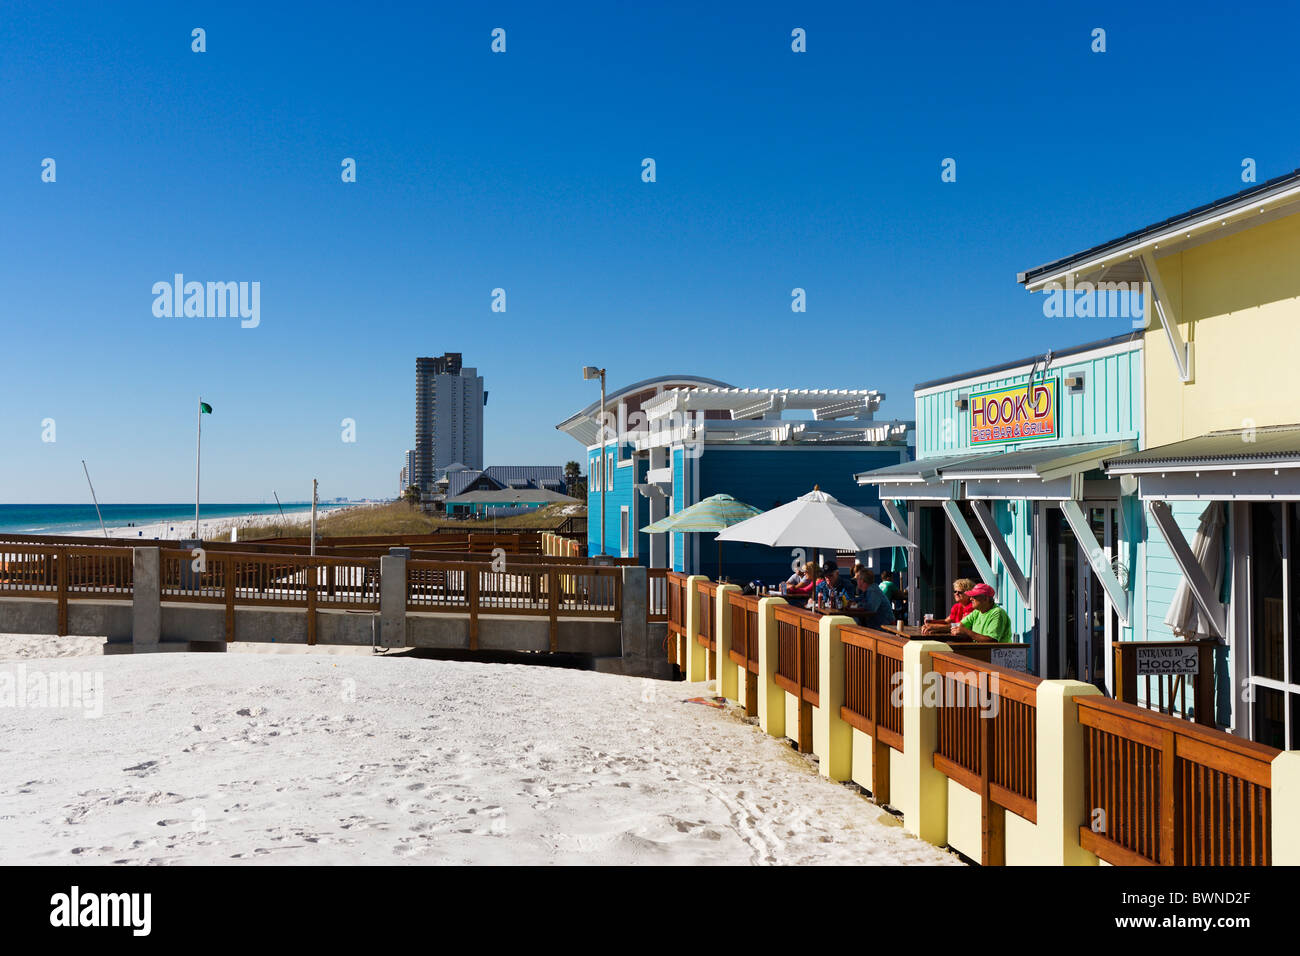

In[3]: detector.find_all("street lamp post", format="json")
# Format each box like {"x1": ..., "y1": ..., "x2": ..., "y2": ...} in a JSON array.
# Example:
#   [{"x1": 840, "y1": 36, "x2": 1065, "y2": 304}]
[{"x1": 582, "y1": 366, "x2": 606, "y2": 556}]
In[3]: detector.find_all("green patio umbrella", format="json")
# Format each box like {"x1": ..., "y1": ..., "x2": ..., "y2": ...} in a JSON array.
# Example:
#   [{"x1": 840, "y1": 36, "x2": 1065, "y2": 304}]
[{"x1": 641, "y1": 493, "x2": 764, "y2": 576}]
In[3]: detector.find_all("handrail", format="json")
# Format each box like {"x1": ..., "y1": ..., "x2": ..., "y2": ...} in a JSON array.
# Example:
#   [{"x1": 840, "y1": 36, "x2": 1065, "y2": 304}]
[
  {"x1": 1076, "y1": 693, "x2": 1276, "y2": 867},
  {"x1": 839, "y1": 623, "x2": 907, "y2": 753},
  {"x1": 773, "y1": 603, "x2": 820, "y2": 751},
  {"x1": 929, "y1": 650, "x2": 1041, "y2": 828}
]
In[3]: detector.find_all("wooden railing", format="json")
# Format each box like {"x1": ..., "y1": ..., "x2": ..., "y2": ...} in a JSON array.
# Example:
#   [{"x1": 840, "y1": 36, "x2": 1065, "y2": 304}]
[
  {"x1": 405, "y1": 559, "x2": 621, "y2": 653},
  {"x1": 647, "y1": 568, "x2": 668, "y2": 622},
  {"x1": 929, "y1": 650, "x2": 1042, "y2": 865},
  {"x1": 839, "y1": 624, "x2": 909, "y2": 804},
  {"x1": 665, "y1": 572, "x2": 689, "y2": 667},
  {"x1": 727, "y1": 591, "x2": 762, "y2": 717},
  {"x1": 695, "y1": 580, "x2": 718, "y2": 681},
  {"x1": 773, "y1": 603, "x2": 820, "y2": 752},
  {"x1": 0, "y1": 545, "x2": 138, "y2": 636},
  {"x1": 1077, "y1": 695, "x2": 1278, "y2": 866},
  {"x1": 1113, "y1": 639, "x2": 1217, "y2": 726}
]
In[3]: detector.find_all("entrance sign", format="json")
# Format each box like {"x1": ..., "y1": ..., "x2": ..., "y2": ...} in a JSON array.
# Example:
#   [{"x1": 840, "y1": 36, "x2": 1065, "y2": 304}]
[
  {"x1": 970, "y1": 378, "x2": 1057, "y2": 445},
  {"x1": 1135, "y1": 644, "x2": 1199, "y2": 676}
]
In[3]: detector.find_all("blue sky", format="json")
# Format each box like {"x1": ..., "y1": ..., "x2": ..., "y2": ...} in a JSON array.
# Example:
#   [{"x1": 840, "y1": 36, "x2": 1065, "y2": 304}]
[{"x1": 3, "y1": 1, "x2": 1298, "y2": 502}]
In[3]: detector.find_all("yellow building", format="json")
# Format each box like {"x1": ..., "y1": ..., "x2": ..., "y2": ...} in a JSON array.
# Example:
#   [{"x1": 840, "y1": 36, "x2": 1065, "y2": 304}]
[{"x1": 1019, "y1": 168, "x2": 1300, "y2": 748}]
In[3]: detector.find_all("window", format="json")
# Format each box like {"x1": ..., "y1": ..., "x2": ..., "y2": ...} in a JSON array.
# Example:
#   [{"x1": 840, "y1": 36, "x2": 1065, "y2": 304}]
[{"x1": 620, "y1": 507, "x2": 630, "y2": 558}]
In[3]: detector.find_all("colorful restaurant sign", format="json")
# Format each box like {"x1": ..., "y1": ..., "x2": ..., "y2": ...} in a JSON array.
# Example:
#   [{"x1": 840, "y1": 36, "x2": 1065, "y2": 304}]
[{"x1": 970, "y1": 378, "x2": 1057, "y2": 445}]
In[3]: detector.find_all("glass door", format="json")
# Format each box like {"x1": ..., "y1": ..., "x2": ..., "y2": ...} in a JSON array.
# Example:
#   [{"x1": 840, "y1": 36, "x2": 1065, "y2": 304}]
[{"x1": 1244, "y1": 502, "x2": 1300, "y2": 749}]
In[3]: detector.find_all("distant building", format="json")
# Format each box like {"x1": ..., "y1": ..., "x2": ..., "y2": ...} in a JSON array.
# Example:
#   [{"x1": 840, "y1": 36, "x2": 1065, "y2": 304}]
[
  {"x1": 556, "y1": 374, "x2": 912, "y2": 580},
  {"x1": 445, "y1": 487, "x2": 576, "y2": 517},
  {"x1": 414, "y1": 354, "x2": 487, "y2": 496},
  {"x1": 424, "y1": 463, "x2": 567, "y2": 512},
  {"x1": 399, "y1": 465, "x2": 408, "y2": 496}
]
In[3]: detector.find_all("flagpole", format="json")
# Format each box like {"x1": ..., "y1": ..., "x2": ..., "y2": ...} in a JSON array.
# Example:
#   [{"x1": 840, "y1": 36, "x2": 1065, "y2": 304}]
[{"x1": 195, "y1": 396, "x2": 202, "y2": 539}]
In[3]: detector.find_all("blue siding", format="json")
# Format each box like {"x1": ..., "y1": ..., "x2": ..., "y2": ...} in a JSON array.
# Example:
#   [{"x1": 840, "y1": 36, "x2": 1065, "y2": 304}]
[{"x1": 695, "y1": 446, "x2": 908, "y2": 582}]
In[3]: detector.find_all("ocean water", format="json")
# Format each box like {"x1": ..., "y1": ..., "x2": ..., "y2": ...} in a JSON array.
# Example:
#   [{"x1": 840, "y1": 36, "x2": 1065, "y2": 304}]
[{"x1": 0, "y1": 503, "x2": 317, "y2": 536}]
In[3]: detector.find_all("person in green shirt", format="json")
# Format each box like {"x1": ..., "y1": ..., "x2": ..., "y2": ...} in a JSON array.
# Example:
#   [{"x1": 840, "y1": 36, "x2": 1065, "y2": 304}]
[{"x1": 950, "y1": 583, "x2": 1012, "y2": 643}]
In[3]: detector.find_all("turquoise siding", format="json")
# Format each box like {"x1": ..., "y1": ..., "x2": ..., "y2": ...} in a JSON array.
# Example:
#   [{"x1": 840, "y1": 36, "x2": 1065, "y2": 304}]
[
  {"x1": 672, "y1": 447, "x2": 686, "y2": 573},
  {"x1": 915, "y1": 346, "x2": 1142, "y2": 459},
  {"x1": 587, "y1": 442, "x2": 640, "y2": 556},
  {"x1": 1142, "y1": 500, "x2": 1208, "y2": 641},
  {"x1": 905, "y1": 339, "x2": 1144, "y2": 676}
]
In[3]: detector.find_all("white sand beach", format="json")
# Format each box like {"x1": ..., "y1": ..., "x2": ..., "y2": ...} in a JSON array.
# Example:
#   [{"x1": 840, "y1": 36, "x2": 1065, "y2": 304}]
[
  {"x1": 95, "y1": 505, "x2": 350, "y2": 543},
  {"x1": 0, "y1": 641, "x2": 958, "y2": 866}
]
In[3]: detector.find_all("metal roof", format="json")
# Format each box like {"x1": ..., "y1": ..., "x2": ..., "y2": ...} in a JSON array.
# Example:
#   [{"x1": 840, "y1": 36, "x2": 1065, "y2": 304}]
[
  {"x1": 1018, "y1": 167, "x2": 1300, "y2": 288},
  {"x1": 854, "y1": 453, "x2": 987, "y2": 484},
  {"x1": 913, "y1": 332, "x2": 1141, "y2": 393},
  {"x1": 555, "y1": 374, "x2": 734, "y2": 441},
  {"x1": 484, "y1": 465, "x2": 564, "y2": 489},
  {"x1": 938, "y1": 440, "x2": 1135, "y2": 481},
  {"x1": 1104, "y1": 424, "x2": 1300, "y2": 472},
  {"x1": 445, "y1": 488, "x2": 576, "y2": 505}
]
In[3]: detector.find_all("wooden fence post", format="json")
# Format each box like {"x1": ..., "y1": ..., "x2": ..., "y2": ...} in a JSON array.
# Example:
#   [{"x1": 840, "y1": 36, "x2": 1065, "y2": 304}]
[
  {"x1": 548, "y1": 567, "x2": 558, "y2": 652},
  {"x1": 980, "y1": 705, "x2": 1006, "y2": 866},
  {"x1": 56, "y1": 550, "x2": 68, "y2": 637},
  {"x1": 306, "y1": 558, "x2": 317, "y2": 646},
  {"x1": 224, "y1": 554, "x2": 235, "y2": 643},
  {"x1": 468, "y1": 567, "x2": 479, "y2": 650}
]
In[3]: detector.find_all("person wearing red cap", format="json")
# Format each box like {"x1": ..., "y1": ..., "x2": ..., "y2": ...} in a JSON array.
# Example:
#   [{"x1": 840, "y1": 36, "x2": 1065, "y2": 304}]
[{"x1": 950, "y1": 583, "x2": 1012, "y2": 643}]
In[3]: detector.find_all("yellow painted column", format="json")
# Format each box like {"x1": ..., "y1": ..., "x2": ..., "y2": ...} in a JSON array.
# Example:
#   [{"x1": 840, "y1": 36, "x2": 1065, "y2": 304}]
[
  {"x1": 684, "y1": 575, "x2": 709, "y2": 682},
  {"x1": 1272, "y1": 751, "x2": 1300, "y2": 865},
  {"x1": 900, "y1": 640, "x2": 949, "y2": 847},
  {"x1": 815, "y1": 614, "x2": 853, "y2": 781},
  {"x1": 1032, "y1": 680, "x2": 1100, "y2": 866},
  {"x1": 715, "y1": 584, "x2": 741, "y2": 701},
  {"x1": 757, "y1": 597, "x2": 786, "y2": 738}
]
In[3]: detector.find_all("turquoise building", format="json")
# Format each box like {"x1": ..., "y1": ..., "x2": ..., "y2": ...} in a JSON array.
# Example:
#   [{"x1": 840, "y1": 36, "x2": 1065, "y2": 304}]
[
  {"x1": 556, "y1": 375, "x2": 912, "y2": 582},
  {"x1": 857, "y1": 333, "x2": 1144, "y2": 687}
]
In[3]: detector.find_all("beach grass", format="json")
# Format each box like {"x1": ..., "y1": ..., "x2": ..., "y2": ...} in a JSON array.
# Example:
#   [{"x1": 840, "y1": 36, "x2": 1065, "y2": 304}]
[{"x1": 241, "y1": 501, "x2": 583, "y2": 540}]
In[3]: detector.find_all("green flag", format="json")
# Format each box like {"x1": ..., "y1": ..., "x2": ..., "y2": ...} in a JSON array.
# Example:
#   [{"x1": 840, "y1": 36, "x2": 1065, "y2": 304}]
[{"x1": 199, "y1": 402, "x2": 213, "y2": 414}]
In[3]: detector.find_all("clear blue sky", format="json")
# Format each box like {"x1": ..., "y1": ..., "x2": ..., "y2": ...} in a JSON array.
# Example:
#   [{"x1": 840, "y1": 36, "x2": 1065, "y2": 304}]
[{"x1": 3, "y1": 1, "x2": 1297, "y2": 502}]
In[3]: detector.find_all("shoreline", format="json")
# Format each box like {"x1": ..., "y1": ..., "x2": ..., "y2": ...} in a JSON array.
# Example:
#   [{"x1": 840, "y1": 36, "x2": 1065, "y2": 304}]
[{"x1": 30, "y1": 505, "x2": 355, "y2": 542}]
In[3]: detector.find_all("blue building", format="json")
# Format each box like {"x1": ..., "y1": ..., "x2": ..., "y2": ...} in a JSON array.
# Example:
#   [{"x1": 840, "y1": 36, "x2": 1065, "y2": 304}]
[
  {"x1": 556, "y1": 375, "x2": 912, "y2": 582},
  {"x1": 856, "y1": 333, "x2": 1144, "y2": 686}
]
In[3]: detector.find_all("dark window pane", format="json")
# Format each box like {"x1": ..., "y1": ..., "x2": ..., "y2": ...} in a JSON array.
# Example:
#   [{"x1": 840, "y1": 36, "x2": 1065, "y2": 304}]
[
  {"x1": 1250, "y1": 503, "x2": 1285, "y2": 682},
  {"x1": 1253, "y1": 683, "x2": 1286, "y2": 749},
  {"x1": 1292, "y1": 505, "x2": 1300, "y2": 685}
]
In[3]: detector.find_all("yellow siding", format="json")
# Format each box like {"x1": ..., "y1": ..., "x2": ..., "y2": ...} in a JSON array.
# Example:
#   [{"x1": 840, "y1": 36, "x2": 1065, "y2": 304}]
[{"x1": 1146, "y1": 211, "x2": 1300, "y2": 445}]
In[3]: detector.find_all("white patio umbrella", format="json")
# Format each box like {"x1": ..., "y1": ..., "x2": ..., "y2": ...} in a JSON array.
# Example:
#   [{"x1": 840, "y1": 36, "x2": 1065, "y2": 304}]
[
  {"x1": 714, "y1": 487, "x2": 916, "y2": 555},
  {"x1": 1164, "y1": 501, "x2": 1225, "y2": 640}
]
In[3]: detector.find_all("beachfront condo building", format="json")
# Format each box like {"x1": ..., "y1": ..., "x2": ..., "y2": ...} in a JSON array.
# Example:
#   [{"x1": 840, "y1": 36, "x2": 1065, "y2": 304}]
[{"x1": 414, "y1": 354, "x2": 487, "y2": 496}]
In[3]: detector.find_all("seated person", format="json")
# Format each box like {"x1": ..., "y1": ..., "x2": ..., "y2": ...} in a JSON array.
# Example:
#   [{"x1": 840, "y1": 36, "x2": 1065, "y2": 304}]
[
  {"x1": 811, "y1": 563, "x2": 847, "y2": 611},
  {"x1": 921, "y1": 578, "x2": 975, "y2": 635},
  {"x1": 785, "y1": 564, "x2": 818, "y2": 598},
  {"x1": 851, "y1": 568, "x2": 895, "y2": 627},
  {"x1": 785, "y1": 562, "x2": 813, "y2": 589},
  {"x1": 949, "y1": 583, "x2": 1012, "y2": 643},
  {"x1": 878, "y1": 570, "x2": 901, "y2": 606}
]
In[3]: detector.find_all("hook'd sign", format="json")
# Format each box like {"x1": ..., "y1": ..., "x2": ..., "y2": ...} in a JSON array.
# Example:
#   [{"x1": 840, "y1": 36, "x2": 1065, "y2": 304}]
[{"x1": 970, "y1": 378, "x2": 1057, "y2": 445}]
